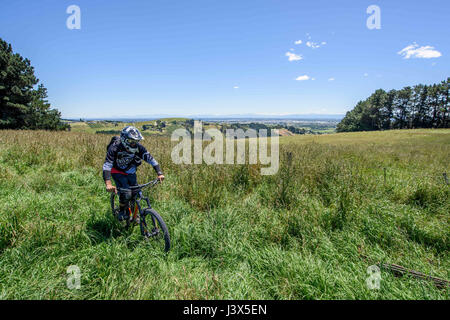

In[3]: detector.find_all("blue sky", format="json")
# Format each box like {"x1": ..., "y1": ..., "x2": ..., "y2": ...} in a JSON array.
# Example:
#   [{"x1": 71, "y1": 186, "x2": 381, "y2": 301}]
[{"x1": 1, "y1": 0, "x2": 449, "y2": 118}]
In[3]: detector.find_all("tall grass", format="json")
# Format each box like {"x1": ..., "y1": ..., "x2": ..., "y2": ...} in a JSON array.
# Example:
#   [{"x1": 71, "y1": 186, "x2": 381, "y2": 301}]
[{"x1": 0, "y1": 129, "x2": 448, "y2": 299}]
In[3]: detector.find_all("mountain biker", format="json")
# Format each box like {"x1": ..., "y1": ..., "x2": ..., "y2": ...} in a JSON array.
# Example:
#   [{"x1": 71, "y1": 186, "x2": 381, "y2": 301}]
[{"x1": 102, "y1": 126, "x2": 164, "y2": 221}]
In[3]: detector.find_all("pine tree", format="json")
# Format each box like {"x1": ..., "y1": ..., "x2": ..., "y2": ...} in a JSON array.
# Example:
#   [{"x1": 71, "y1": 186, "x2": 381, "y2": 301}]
[
  {"x1": 337, "y1": 79, "x2": 449, "y2": 132},
  {"x1": 0, "y1": 38, "x2": 68, "y2": 130}
]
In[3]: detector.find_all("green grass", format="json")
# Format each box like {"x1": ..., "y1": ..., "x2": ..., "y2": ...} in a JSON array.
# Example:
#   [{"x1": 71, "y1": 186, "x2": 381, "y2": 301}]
[{"x1": 0, "y1": 129, "x2": 448, "y2": 299}]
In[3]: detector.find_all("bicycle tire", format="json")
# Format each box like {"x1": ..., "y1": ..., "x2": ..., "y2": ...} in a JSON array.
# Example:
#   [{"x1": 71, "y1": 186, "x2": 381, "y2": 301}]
[{"x1": 143, "y1": 208, "x2": 171, "y2": 252}]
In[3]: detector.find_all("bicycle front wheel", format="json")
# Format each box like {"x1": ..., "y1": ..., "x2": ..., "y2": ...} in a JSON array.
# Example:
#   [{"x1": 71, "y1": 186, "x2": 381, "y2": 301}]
[{"x1": 142, "y1": 208, "x2": 171, "y2": 252}]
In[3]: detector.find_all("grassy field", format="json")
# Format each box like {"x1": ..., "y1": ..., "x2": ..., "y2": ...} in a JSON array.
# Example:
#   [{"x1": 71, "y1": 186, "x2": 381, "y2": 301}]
[{"x1": 0, "y1": 129, "x2": 448, "y2": 299}]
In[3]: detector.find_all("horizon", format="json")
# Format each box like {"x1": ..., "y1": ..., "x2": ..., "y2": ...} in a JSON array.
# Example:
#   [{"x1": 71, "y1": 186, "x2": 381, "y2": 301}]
[
  {"x1": 1, "y1": 1, "x2": 449, "y2": 118},
  {"x1": 63, "y1": 112, "x2": 345, "y2": 121},
  {"x1": 62, "y1": 114, "x2": 345, "y2": 122}
]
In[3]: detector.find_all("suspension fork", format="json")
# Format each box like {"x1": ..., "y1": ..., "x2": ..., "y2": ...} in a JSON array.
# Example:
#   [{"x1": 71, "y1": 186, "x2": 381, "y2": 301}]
[
  {"x1": 143, "y1": 196, "x2": 152, "y2": 209},
  {"x1": 135, "y1": 198, "x2": 147, "y2": 235},
  {"x1": 142, "y1": 197, "x2": 158, "y2": 230},
  {"x1": 136, "y1": 197, "x2": 153, "y2": 236},
  {"x1": 136, "y1": 196, "x2": 152, "y2": 213}
]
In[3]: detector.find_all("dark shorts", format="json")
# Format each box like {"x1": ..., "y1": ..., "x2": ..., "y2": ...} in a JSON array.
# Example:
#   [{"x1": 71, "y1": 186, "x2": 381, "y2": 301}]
[
  {"x1": 112, "y1": 173, "x2": 137, "y2": 189},
  {"x1": 112, "y1": 173, "x2": 137, "y2": 204}
]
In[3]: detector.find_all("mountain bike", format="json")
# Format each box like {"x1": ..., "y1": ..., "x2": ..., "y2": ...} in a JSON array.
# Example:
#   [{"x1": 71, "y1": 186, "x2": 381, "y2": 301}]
[{"x1": 110, "y1": 179, "x2": 170, "y2": 252}]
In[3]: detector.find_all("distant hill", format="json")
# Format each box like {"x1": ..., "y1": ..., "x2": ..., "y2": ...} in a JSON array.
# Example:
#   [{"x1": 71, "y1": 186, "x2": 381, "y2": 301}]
[
  {"x1": 66, "y1": 118, "x2": 337, "y2": 136},
  {"x1": 191, "y1": 114, "x2": 345, "y2": 121},
  {"x1": 66, "y1": 114, "x2": 344, "y2": 122}
]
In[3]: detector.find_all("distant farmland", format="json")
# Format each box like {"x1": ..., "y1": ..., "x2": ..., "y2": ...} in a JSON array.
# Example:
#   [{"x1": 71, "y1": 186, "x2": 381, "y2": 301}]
[{"x1": 64, "y1": 118, "x2": 338, "y2": 136}]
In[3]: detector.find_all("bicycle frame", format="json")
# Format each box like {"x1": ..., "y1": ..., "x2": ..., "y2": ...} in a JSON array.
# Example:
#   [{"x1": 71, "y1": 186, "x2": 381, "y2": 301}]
[
  {"x1": 117, "y1": 179, "x2": 159, "y2": 230},
  {"x1": 111, "y1": 178, "x2": 170, "y2": 251}
]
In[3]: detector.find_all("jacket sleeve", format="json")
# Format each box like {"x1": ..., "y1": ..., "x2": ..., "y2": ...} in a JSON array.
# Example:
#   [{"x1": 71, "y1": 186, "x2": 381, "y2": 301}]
[
  {"x1": 102, "y1": 145, "x2": 116, "y2": 181},
  {"x1": 138, "y1": 145, "x2": 163, "y2": 175}
]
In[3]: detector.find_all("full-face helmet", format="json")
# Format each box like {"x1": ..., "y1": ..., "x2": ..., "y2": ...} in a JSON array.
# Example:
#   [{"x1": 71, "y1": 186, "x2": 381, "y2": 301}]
[{"x1": 120, "y1": 126, "x2": 144, "y2": 153}]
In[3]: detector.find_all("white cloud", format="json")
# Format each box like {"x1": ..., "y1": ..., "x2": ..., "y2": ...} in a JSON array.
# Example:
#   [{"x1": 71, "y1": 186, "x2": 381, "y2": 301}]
[
  {"x1": 233, "y1": 86, "x2": 239, "y2": 89},
  {"x1": 306, "y1": 41, "x2": 325, "y2": 49},
  {"x1": 311, "y1": 78, "x2": 316, "y2": 81},
  {"x1": 295, "y1": 75, "x2": 310, "y2": 81},
  {"x1": 294, "y1": 40, "x2": 302, "y2": 45},
  {"x1": 328, "y1": 77, "x2": 335, "y2": 81},
  {"x1": 398, "y1": 43, "x2": 442, "y2": 59},
  {"x1": 286, "y1": 52, "x2": 303, "y2": 61}
]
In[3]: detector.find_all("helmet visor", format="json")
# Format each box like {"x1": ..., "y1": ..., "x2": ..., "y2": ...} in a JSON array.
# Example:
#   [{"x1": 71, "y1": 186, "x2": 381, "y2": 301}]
[{"x1": 126, "y1": 138, "x2": 138, "y2": 147}]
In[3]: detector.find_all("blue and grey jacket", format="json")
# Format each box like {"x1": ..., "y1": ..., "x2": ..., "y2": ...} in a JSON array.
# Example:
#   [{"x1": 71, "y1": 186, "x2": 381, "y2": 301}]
[{"x1": 102, "y1": 138, "x2": 163, "y2": 181}]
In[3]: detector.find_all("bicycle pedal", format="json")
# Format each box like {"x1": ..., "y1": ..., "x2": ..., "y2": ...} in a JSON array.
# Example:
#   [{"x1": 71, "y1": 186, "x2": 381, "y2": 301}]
[{"x1": 129, "y1": 217, "x2": 140, "y2": 224}]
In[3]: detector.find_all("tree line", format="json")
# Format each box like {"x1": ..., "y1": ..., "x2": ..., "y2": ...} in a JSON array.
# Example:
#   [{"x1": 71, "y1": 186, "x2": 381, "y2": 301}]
[
  {"x1": 337, "y1": 78, "x2": 449, "y2": 132},
  {"x1": 0, "y1": 38, "x2": 68, "y2": 130}
]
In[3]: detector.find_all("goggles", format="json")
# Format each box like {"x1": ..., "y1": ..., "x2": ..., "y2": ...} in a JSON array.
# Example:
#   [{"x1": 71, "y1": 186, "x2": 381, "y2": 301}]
[{"x1": 126, "y1": 138, "x2": 138, "y2": 147}]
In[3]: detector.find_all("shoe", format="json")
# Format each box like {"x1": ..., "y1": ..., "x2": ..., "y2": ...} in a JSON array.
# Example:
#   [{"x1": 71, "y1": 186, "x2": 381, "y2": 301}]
[{"x1": 118, "y1": 211, "x2": 128, "y2": 221}]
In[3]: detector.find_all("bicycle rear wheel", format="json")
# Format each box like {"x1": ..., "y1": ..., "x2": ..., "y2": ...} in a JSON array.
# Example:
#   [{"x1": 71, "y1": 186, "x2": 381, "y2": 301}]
[{"x1": 142, "y1": 208, "x2": 171, "y2": 252}]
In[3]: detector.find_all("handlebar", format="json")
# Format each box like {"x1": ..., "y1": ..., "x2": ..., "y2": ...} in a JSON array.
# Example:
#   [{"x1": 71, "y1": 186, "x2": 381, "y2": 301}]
[{"x1": 117, "y1": 178, "x2": 160, "y2": 193}]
